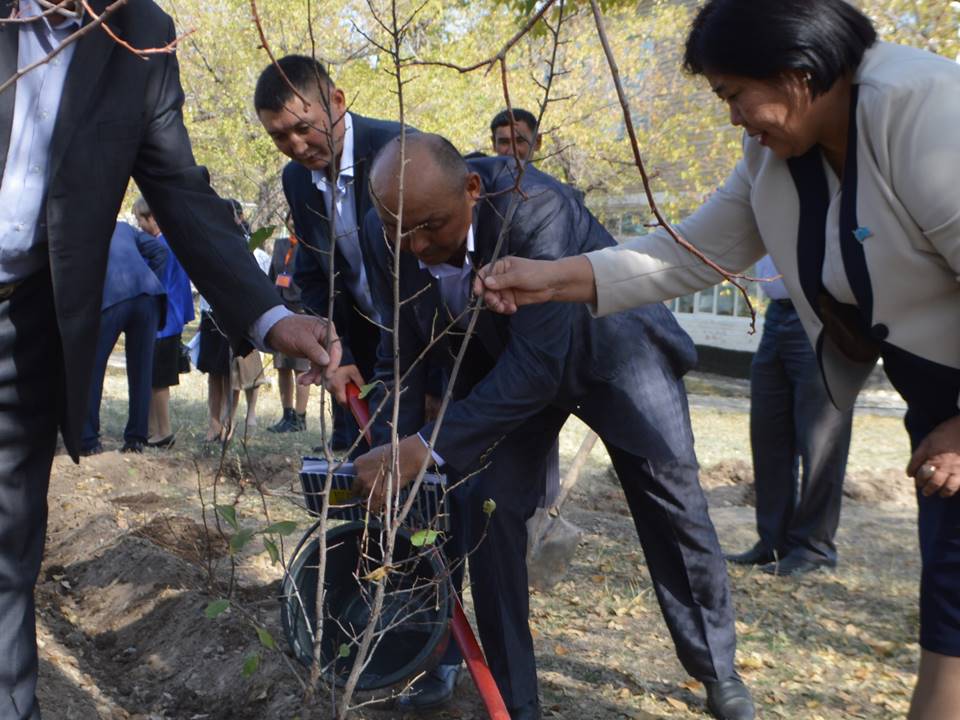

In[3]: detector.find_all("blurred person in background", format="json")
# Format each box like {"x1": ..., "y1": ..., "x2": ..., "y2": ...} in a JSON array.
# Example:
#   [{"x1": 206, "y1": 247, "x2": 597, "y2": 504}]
[
  {"x1": 726, "y1": 255, "x2": 854, "y2": 575},
  {"x1": 133, "y1": 197, "x2": 195, "y2": 449},
  {"x1": 268, "y1": 213, "x2": 311, "y2": 433},
  {"x1": 489, "y1": 107, "x2": 541, "y2": 161},
  {"x1": 81, "y1": 221, "x2": 167, "y2": 455}
]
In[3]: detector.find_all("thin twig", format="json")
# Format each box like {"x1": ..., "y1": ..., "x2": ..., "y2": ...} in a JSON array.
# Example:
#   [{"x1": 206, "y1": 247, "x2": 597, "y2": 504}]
[{"x1": 586, "y1": 0, "x2": 759, "y2": 329}]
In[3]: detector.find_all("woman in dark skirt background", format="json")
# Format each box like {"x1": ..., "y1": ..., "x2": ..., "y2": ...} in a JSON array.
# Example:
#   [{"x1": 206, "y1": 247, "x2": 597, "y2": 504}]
[{"x1": 134, "y1": 197, "x2": 196, "y2": 449}]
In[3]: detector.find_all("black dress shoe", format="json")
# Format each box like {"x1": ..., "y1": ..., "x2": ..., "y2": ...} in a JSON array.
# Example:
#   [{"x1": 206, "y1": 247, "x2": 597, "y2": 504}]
[
  {"x1": 760, "y1": 553, "x2": 835, "y2": 577},
  {"x1": 80, "y1": 442, "x2": 103, "y2": 457},
  {"x1": 725, "y1": 542, "x2": 776, "y2": 566},
  {"x1": 121, "y1": 440, "x2": 144, "y2": 454},
  {"x1": 396, "y1": 663, "x2": 460, "y2": 711},
  {"x1": 146, "y1": 434, "x2": 175, "y2": 449},
  {"x1": 705, "y1": 677, "x2": 755, "y2": 720},
  {"x1": 509, "y1": 700, "x2": 542, "y2": 720}
]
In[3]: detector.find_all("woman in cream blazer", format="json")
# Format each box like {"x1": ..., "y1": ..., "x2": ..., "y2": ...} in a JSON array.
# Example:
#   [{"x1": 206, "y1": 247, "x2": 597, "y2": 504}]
[{"x1": 476, "y1": 1, "x2": 960, "y2": 717}]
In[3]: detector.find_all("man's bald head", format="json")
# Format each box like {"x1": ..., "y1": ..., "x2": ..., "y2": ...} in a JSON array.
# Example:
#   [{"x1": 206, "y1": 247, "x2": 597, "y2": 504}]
[
  {"x1": 369, "y1": 134, "x2": 482, "y2": 266},
  {"x1": 370, "y1": 133, "x2": 469, "y2": 207}
]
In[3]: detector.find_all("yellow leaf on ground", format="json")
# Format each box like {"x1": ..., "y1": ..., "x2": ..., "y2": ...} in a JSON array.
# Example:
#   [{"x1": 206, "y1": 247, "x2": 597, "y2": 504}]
[{"x1": 664, "y1": 697, "x2": 687, "y2": 710}]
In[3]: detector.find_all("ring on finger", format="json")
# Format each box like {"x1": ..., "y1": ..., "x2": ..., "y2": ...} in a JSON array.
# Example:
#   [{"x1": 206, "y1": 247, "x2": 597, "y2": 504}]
[{"x1": 918, "y1": 463, "x2": 938, "y2": 482}]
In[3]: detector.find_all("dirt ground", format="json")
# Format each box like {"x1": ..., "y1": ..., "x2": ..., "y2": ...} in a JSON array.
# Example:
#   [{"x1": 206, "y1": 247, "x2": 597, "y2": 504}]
[{"x1": 36, "y1": 369, "x2": 920, "y2": 719}]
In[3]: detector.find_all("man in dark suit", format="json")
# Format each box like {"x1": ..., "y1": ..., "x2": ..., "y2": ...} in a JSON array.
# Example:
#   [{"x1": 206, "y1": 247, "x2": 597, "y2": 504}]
[
  {"x1": 353, "y1": 135, "x2": 755, "y2": 720},
  {"x1": 0, "y1": 4, "x2": 338, "y2": 717},
  {"x1": 254, "y1": 55, "x2": 406, "y2": 452},
  {"x1": 81, "y1": 221, "x2": 168, "y2": 455}
]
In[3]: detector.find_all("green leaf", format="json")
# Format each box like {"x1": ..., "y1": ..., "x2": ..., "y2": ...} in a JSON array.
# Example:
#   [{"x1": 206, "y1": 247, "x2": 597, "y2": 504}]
[
  {"x1": 248, "y1": 225, "x2": 275, "y2": 252},
  {"x1": 229, "y1": 528, "x2": 255, "y2": 555},
  {"x1": 410, "y1": 529, "x2": 439, "y2": 547},
  {"x1": 482, "y1": 499, "x2": 497, "y2": 516},
  {"x1": 205, "y1": 599, "x2": 230, "y2": 619},
  {"x1": 262, "y1": 520, "x2": 297, "y2": 536},
  {"x1": 241, "y1": 652, "x2": 260, "y2": 677},
  {"x1": 262, "y1": 537, "x2": 279, "y2": 565},
  {"x1": 358, "y1": 382, "x2": 378, "y2": 400},
  {"x1": 256, "y1": 626, "x2": 277, "y2": 651},
  {"x1": 338, "y1": 643, "x2": 351, "y2": 658},
  {"x1": 216, "y1": 504, "x2": 238, "y2": 531}
]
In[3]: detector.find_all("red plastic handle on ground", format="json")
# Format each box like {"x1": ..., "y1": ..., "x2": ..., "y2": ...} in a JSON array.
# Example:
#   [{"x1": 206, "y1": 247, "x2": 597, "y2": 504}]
[{"x1": 343, "y1": 382, "x2": 510, "y2": 719}]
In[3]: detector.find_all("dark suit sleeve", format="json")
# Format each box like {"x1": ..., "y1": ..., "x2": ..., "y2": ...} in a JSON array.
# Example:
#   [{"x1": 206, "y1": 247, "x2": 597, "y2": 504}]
[
  {"x1": 135, "y1": 230, "x2": 168, "y2": 279},
  {"x1": 421, "y1": 187, "x2": 578, "y2": 472},
  {"x1": 129, "y1": 16, "x2": 280, "y2": 346},
  {"x1": 361, "y1": 210, "x2": 427, "y2": 447}
]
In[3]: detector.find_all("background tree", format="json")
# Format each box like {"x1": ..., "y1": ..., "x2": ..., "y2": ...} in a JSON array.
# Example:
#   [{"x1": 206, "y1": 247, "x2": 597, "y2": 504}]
[{"x1": 160, "y1": 0, "x2": 957, "y2": 227}]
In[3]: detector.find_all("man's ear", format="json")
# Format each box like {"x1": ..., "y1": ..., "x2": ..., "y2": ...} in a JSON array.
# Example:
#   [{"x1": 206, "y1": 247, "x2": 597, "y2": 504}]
[
  {"x1": 330, "y1": 87, "x2": 348, "y2": 117},
  {"x1": 465, "y1": 172, "x2": 482, "y2": 202}
]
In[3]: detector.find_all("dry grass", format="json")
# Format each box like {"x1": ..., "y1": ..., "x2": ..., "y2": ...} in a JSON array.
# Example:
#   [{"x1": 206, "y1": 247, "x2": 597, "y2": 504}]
[{"x1": 73, "y1": 362, "x2": 923, "y2": 719}]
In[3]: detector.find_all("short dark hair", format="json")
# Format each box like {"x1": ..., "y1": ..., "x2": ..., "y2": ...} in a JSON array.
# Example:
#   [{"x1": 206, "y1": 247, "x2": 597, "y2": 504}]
[
  {"x1": 489, "y1": 108, "x2": 539, "y2": 138},
  {"x1": 254, "y1": 55, "x2": 334, "y2": 112},
  {"x1": 683, "y1": 0, "x2": 876, "y2": 98}
]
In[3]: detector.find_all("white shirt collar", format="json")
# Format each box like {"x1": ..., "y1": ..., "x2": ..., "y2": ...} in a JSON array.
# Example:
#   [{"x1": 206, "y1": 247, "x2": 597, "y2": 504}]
[
  {"x1": 419, "y1": 226, "x2": 475, "y2": 279},
  {"x1": 311, "y1": 111, "x2": 354, "y2": 189},
  {"x1": 21, "y1": 0, "x2": 83, "y2": 31}
]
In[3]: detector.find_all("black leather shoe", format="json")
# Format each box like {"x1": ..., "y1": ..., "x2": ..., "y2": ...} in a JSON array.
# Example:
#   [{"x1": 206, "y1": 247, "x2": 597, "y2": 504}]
[
  {"x1": 725, "y1": 542, "x2": 776, "y2": 566},
  {"x1": 121, "y1": 440, "x2": 144, "y2": 454},
  {"x1": 146, "y1": 434, "x2": 175, "y2": 449},
  {"x1": 80, "y1": 442, "x2": 103, "y2": 457},
  {"x1": 396, "y1": 663, "x2": 460, "y2": 711},
  {"x1": 760, "y1": 553, "x2": 835, "y2": 577},
  {"x1": 705, "y1": 677, "x2": 755, "y2": 720},
  {"x1": 509, "y1": 701, "x2": 541, "y2": 720}
]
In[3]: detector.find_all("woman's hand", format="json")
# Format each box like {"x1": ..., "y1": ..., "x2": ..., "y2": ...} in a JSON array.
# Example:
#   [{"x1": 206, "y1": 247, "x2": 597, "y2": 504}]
[
  {"x1": 474, "y1": 255, "x2": 597, "y2": 314},
  {"x1": 907, "y1": 415, "x2": 960, "y2": 498}
]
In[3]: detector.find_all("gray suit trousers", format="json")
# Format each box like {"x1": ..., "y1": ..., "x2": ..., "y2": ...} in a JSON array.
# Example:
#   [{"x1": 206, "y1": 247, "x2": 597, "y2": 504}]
[
  {"x1": 750, "y1": 301, "x2": 853, "y2": 562},
  {"x1": 0, "y1": 271, "x2": 61, "y2": 720}
]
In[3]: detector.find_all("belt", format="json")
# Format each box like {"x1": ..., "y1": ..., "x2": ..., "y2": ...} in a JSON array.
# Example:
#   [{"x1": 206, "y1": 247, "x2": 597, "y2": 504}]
[{"x1": 0, "y1": 280, "x2": 22, "y2": 301}]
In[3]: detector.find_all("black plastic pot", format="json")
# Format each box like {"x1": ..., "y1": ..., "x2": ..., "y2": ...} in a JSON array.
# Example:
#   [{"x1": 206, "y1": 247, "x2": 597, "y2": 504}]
[{"x1": 280, "y1": 521, "x2": 451, "y2": 691}]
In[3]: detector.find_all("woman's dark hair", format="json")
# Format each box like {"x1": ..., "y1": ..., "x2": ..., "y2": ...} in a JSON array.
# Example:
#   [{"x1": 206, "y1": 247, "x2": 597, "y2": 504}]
[{"x1": 684, "y1": 0, "x2": 877, "y2": 97}]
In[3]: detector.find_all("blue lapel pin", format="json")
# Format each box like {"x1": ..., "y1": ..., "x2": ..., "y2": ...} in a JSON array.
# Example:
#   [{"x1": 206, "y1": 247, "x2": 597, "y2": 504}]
[{"x1": 853, "y1": 226, "x2": 873, "y2": 244}]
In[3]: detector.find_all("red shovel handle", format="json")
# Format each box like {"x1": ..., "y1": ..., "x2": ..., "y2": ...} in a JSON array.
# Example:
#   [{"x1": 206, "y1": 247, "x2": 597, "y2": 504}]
[
  {"x1": 343, "y1": 382, "x2": 510, "y2": 719},
  {"x1": 452, "y1": 598, "x2": 512, "y2": 719},
  {"x1": 345, "y1": 382, "x2": 373, "y2": 445}
]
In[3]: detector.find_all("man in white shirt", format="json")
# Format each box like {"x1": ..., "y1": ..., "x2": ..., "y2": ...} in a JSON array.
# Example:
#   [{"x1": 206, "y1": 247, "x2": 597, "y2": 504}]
[
  {"x1": 255, "y1": 55, "x2": 408, "y2": 454},
  {"x1": 0, "y1": 5, "x2": 339, "y2": 717}
]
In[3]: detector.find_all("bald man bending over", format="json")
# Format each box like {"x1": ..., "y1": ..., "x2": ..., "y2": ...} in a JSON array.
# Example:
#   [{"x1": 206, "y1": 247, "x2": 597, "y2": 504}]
[{"x1": 352, "y1": 135, "x2": 755, "y2": 720}]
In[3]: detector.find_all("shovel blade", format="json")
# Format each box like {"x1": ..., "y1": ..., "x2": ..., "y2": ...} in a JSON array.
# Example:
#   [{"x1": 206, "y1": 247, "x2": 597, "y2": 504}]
[{"x1": 526, "y1": 510, "x2": 583, "y2": 592}]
